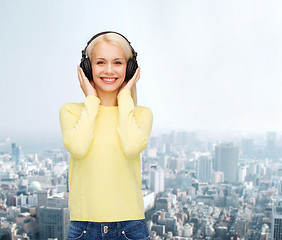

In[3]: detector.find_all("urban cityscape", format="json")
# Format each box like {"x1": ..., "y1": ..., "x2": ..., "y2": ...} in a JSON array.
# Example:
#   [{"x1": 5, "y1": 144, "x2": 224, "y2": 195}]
[{"x1": 0, "y1": 130, "x2": 282, "y2": 240}]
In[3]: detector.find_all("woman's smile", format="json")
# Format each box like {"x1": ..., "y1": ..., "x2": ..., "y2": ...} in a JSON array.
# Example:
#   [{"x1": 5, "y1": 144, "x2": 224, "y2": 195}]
[{"x1": 100, "y1": 77, "x2": 119, "y2": 84}]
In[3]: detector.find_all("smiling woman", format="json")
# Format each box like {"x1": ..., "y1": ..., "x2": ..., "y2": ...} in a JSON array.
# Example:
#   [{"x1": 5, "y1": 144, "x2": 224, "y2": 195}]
[
  {"x1": 90, "y1": 41, "x2": 127, "y2": 102},
  {"x1": 59, "y1": 31, "x2": 153, "y2": 240}
]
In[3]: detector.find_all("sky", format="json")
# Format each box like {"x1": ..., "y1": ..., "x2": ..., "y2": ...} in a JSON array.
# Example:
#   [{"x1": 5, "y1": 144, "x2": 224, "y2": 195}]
[{"x1": 0, "y1": 0, "x2": 282, "y2": 153}]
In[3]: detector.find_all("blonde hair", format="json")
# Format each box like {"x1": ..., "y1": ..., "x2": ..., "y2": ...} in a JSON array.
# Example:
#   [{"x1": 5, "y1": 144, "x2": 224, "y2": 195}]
[{"x1": 86, "y1": 33, "x2": 137, "y2": 106}]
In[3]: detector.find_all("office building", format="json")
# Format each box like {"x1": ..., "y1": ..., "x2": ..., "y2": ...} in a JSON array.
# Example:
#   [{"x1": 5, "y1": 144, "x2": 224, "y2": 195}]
[
  {"x1": 241, "y1": 138, "x2": 254, "y2": 158},
  {"x1": 197, "y1": 155, "x2": 212, "y2": 183},
  {"x1": 37, "y1": 190, "x2": 50, "y2": 207},
  {"x1": 39, "y1": 206, "x2": 69, "y2": 240},
  {"x1": 11, "y1": 143, "x2": 20, "y2": 164},
  {"x1": 266, "y1": 132, "x2": 277, "y2": 160},
  {"x1": 214, "y1": 143, "x2": 238, "y2": 183},
  {"x1": 271, "y1": 206, "x2": 282, "y2": 240},
  {"x1": 149, "y1": 165, "x2": 165, "y2": 193}
]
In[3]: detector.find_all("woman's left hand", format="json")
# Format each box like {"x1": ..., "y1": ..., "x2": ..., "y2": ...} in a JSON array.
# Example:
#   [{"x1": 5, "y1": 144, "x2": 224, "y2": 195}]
[{"x1": 119, "y1": 67, "x2": 140, "y2": 92}]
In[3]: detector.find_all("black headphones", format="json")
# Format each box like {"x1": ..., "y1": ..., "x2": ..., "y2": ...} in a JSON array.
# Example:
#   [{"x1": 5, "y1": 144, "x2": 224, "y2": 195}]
[{"x1": 80, "y1": 31, "x2": 138, "y2": 82}]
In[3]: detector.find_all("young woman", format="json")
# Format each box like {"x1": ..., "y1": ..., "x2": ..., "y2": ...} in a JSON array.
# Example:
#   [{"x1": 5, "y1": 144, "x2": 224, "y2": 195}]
[{"x1": 59, "y1": 31, "x2": 153, "y2": 239}]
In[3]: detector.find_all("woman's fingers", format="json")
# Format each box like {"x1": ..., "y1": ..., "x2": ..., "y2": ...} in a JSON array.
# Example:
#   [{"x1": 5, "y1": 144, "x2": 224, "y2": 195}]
[
  {"x1": 77, "y1": 66, "x2": 84, "y2": 92},
  {"x1": 77, "y1": 66, "x2": 98, "y2": 97},
  {"x1": 78, "y1": 66, "x2": 86, "y2": 83},
  {"x1": 134, "y1": 67, "x2": 140, "y2": 85},
  {"x1": 77, "y1": 66, "x2": 88, "y2": 96},
  {"x1": 124, "y1": 67, "x2": 141, "y2": 90},
  {"x1": 132, "y1": 67, "x2": 140, "y2": 83},
  {"x1": 81, "y1": 67, "x2": 88, "y2": 81},
  {"x1": 136, "y1": 67, "x2": 140, "y2": 83},
  {"x1": 77, "y1": 66, "x2": 81, "y2": 82}
]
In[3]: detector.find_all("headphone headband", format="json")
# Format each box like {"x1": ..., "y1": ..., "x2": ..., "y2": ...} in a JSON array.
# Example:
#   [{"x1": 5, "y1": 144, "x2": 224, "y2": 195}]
[{"x1": 82, "y1": 31, "x2": 137, "y2": 60}]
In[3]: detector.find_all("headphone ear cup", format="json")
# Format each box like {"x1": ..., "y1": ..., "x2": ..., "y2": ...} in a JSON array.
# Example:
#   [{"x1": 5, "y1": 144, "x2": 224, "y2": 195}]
[
  {"x1": 125, "y1": 58, "x2": 138, "y2": 81},
  {"x1": 80, "y1": 58, "x2": 93, "y2": 81}
]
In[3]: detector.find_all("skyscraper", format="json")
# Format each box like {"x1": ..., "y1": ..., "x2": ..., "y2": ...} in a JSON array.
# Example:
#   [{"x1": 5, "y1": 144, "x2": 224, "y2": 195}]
[
  {"x1": 214, "y1": 143, "x2": 238, "y2": 183},
  {"x1": 266, "y1": 131, "x2": 277, "y2": 160},
  {"x1": 176, "y1": 131, "x2": 187, "y2": 146},
  {"x1": 197, "y1": 155, "x2": 212, "y2": 183},
  {"x1": 37, "y1": 190, "x2": 49, "y2": 207},
  {"x1": 241, "y1": 138, "x2": 254, "y2": 158},
  {"x1": 39, "y1": 206, "x2": 69, "y2": 240},
  {"x1": 271, "y1": 206, "x2": 282, "y2": 240},
  {"x1": 149, "y1": 165, "x2": 165, "y2": 193},
  {"x1": 11, "y1": 143, "x2": 19, "y2": 164},
  {"x1": 11, "y1": 143, "x2": 24, "y2": 164}
]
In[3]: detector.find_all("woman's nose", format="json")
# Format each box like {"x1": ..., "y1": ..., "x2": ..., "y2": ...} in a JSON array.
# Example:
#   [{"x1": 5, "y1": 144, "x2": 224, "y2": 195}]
[{"x1": 105, "y1": 64, "x2": 114, "y2": 74}]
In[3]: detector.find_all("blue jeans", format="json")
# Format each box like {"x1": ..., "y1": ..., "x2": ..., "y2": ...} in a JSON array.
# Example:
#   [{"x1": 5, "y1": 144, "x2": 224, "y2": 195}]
[{"x1": 67, "y1": 218, "x2": 151, "y2": 240}]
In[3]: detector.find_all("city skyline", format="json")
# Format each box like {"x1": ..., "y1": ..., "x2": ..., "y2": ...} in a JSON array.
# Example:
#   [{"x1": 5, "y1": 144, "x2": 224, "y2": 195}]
[
  {"x1": 1, "y1": 129, "x2": 282, "y2": 155},
  {"x1": 1, "y1": 127, "x2": 282, "y2": 239},
  {"x1": 1, "y1": 0, "x2": 282, "y2": 152}
]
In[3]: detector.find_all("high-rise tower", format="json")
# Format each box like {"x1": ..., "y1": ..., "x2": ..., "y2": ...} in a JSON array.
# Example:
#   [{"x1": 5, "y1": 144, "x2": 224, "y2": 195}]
[
  {"x1": 214, "y1": 143, "x2": 238, "y2": 183},
  {"x1": 271, "y1": 205, "x2": 282, "y2": 240},
  {"x1": 197, "y1": 155, "x2": 212, "y2": 183}
]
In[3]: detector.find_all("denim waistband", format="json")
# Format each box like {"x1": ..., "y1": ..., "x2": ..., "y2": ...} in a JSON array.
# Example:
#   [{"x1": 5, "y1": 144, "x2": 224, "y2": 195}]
[{"x1": 70, "y1": 218, "x2": 146, "y2": 236}]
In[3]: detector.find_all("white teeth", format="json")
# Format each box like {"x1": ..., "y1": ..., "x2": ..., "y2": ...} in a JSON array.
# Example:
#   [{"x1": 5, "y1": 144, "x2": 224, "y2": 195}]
[{"x1": 102, "y1": 78, "x2": 116, "y2": 82}]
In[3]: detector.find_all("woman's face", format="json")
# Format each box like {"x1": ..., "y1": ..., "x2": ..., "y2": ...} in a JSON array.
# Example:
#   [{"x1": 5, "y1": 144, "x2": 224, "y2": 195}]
[{"x1": 91, "y1": 41, "x2": 127, "y2": 94}]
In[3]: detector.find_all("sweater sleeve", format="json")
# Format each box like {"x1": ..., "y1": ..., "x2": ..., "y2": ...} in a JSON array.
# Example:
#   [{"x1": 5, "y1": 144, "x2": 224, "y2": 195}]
[
  {"x1": 59, "y1": 95, "x2": 100, "y2": 159},
  {"x1": 117, "y1": 89, "x2": 153, "y2": 159}
]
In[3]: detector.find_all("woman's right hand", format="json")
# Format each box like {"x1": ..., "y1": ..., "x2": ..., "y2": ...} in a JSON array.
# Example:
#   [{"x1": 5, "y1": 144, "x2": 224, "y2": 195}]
[{"x1": 77, "y1": 65, "x2": 98, "y2": 97}]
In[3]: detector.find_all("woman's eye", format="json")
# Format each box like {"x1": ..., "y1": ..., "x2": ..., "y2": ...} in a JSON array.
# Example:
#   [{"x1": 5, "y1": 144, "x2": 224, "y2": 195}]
[
  {"x1": 114, "y1": 61, "x2": 122, "y2": 64},
  {"x1": 97, "y1": 61, "x2": 104, "y2": 64}
]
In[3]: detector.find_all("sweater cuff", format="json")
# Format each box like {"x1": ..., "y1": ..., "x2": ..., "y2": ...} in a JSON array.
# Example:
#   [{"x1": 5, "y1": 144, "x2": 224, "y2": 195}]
[
  {"x1": 117, "y1": 89, "x2": 131, "y2": 99},
  {"x1": 85, "y1": 95, "x2": 100, "y2": 108},
  {"x1": 117, "y1": 89, "x2": 135, "y2": 113}
]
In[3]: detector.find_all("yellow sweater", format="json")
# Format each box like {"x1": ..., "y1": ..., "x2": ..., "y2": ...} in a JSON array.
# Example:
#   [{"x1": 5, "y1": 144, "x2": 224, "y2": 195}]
[{"x1": 59, "y1": 89, "x2": 153, "y2": 222}]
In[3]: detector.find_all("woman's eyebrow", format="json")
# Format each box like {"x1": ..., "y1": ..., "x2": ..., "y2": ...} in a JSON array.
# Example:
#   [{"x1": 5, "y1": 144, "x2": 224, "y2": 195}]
[
  {"x1": 95, "y1": 57, "x2": 125, "y2": 60},
  {"x1": 113, "y1": 58, "x2": 126, "y2": 61}
]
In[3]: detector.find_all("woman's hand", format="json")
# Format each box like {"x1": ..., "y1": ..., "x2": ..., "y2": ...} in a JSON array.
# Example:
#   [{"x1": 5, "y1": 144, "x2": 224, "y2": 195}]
[
  {"x1": 77, "y1": 65, "x2": 98, "y2": 97},
  {"x1": 119, "y1": 67, "x2": 140, "y2": 92}
]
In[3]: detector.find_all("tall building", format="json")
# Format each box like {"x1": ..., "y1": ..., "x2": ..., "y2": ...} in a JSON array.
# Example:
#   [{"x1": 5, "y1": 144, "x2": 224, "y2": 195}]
[
  {"x1": 11, "y1": 143, "x2": 24, "y2": 164},
  {"x1": 214, "y1": 143, "x2": 238, "y2": 183},
  {"x1": 149, "y1": 165, "x2": 165, "y2": 193},
  {"x1": 159, "y1": 154, "x2": 168, "y2": 170},
  {"x1": 271, "y1": 206, "x2": 282, "y2": 240},
  {"x1": 238, "y1": 166, "x2": 247, "y2": 183},
  {"x1": 11, "y1": 143, "x2": 20, "y2": 164},
  {"x1": 197, "y1": 155, "x2": 212, "y2": 183},
  {"x1": 235, "y1": 218, "x2": 248, "y2": 238},
  {"x1": 266, "y1": 131, "x2": 277, "y2": 160},
  {"x1": 241, "y1": 138, "x2": 254, "y2": 158},
  {"x1": 176, "y1": 131, "x2": 187, "y2": 146},
  {"x1": 212, "y1": 171, "x2": 224, "y2": 184},
  {"x1": 149, "y1": 136, "x2": 157, "y2": 148},
  {"x1": 39, "y1": 206, "x2": 69, "y2": 240},
  {"x1": 279, "y1": 180, "x2": 282, "y2": 196},
  {"x1": 37, "y1": 190, "x2": 50, "y2": 207}
]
